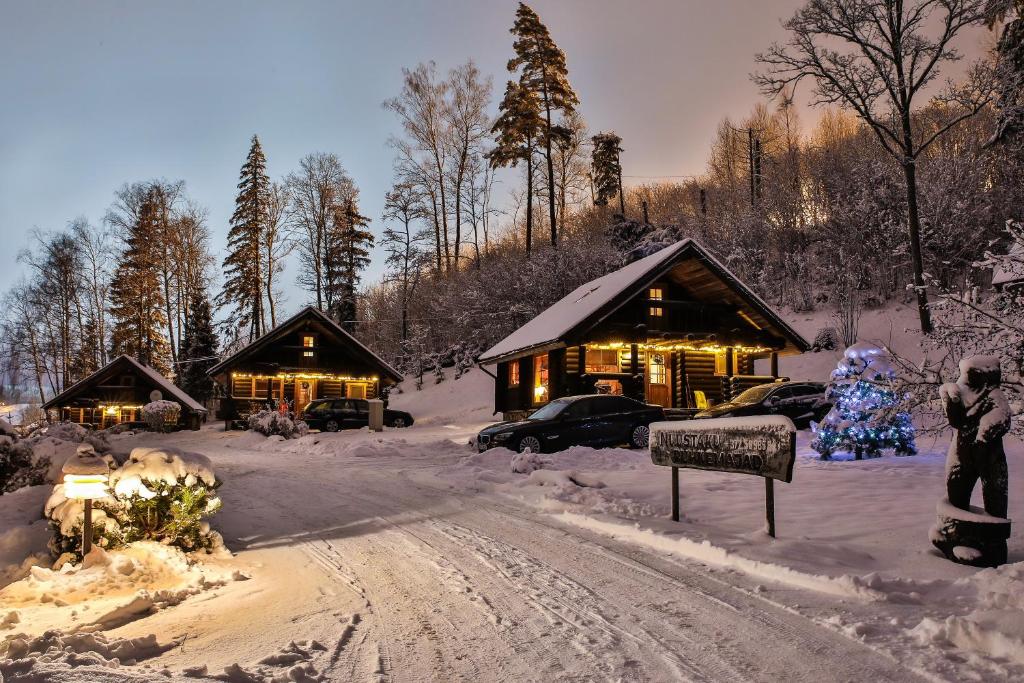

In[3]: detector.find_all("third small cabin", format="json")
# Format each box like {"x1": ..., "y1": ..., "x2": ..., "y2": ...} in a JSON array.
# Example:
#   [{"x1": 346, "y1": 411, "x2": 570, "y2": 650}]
[
  {"x1": 478, "y1": 240, "x2": 810, "y2": 420},
  {"x1": 208, "y1": 306, "x2": 403, "y2": 420}
]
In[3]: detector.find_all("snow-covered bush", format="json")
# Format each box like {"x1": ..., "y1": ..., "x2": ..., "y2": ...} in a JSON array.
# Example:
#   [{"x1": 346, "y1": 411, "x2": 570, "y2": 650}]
[
  {"x1": 0, "y1": 436, "x2": 47, "y2": 494},
  {"x1": 142, "y1": 400, "x2": 181, "y2": 432},
  {"x1": 812, "y1": 327, "x2": 840, "y2": 352},
  {"x1": 811, "y1": 343, "x2": 916, "y2": 459},
  {"x1": 247, "y1": 409, "x2": 308, "y2": 439},
  {"x1": 46, "y1": 446, "x2": 222, "y2": 559}
]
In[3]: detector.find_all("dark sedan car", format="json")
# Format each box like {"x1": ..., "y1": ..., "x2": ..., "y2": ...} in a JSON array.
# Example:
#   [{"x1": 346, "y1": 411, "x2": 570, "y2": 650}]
[
  {"x1": 302, "y1": 398, "x2": 414, "y2": 431},
  {"x1": 477, "y1": 394, "x2": 665, "y2": 454},
  {"x1": 694, "y1": 381, "x2": 830, "y2": 428}
]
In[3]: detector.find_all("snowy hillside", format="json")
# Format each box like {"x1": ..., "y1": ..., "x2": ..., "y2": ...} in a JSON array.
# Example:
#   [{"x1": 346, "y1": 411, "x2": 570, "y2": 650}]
[{"x1": 760, "y1": 303, "x2": 927, "y2": 381}]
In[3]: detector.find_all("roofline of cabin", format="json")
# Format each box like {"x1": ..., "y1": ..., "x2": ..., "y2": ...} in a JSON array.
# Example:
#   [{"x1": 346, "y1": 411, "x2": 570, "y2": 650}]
[
  {"x1": 206, "y1": 305, "x2": 403, "y2": 383},
  {"x1": 478, "y1": 240, "x2": 810, "y2": 365}
]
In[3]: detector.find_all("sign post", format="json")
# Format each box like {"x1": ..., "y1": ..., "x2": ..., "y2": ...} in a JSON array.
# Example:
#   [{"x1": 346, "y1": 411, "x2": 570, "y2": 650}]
[{"x1": 650, "y1": 416, "x2": 796, "y2": 537}]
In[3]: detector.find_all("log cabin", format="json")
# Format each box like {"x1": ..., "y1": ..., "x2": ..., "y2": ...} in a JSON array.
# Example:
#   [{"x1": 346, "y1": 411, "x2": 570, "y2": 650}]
[
  {"x1": 41, "y1": 355, "x2": 208, "y2": 429},
  {"x1": 208, "y1": 306, "x2": 402, "y2": 419},
  {"x1": 478, "y1": 240, "x2": 810, "y2": 420}
]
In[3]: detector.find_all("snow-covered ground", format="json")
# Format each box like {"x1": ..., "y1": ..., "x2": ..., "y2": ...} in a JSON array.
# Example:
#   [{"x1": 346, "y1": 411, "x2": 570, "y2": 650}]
[{"x1": 2, "y1": 308, "x2": 1023, "y2": 681}]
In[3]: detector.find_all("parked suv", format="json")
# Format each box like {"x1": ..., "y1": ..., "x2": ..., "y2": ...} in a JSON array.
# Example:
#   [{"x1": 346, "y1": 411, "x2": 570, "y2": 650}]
[
  {"x1": 302, "y1": 398, "x2": 414, "y2": 431},
  {"x1": 477, "y1": 394, "x2": 665, "y2": 454},
  {"x1": 694, "y1": 381, "x2": 829, "y2": 429}
]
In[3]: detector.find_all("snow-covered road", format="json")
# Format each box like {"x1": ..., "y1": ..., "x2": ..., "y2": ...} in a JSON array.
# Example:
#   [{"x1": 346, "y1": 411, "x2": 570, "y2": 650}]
[{"x1": 116, "y1": 427, "x2": 925, "y2": 682}]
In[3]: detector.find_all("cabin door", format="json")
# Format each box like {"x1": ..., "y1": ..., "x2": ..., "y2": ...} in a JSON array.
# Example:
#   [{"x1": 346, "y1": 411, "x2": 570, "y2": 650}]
[
  {"x1": 646, "y1": 351, "x2": 671, "y2": 408},
  {"x1": 294, "y1": 379, "x2": 316, "y2": 413}
]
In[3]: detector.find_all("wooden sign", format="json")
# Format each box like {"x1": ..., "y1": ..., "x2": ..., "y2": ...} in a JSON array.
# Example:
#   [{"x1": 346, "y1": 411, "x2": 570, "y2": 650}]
[{"x1": 649, "y1": 416, "x2": 797, "y2": 537}]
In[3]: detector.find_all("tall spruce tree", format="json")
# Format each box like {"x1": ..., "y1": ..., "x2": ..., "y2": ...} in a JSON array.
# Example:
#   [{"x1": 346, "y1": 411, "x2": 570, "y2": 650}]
[
  {"x1": 109, "y1": 187, "x2": 172, "y2": 373},
  {"x1": 328, "y1": 199, "x2": 373, "y2": 332},
  {"x1": 177, "y1": 287, "x2": 218, "y2": 405},
  {"x1": 489, "y1": 79, "x2": 544, "y2": 254},
  {"x1": 222, "y1": 135, "x2": 269, "y2": 342},
  {"x1": 591, "y1": 132, "x2": 625, "y2": 214},
  {"x1": 507, "y1": 2, "x2": 579, "y2": 248}
]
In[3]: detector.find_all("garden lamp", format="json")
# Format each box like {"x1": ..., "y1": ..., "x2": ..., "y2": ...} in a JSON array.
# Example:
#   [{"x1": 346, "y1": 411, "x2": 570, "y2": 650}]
[{"x1": 62, "y1": 446, "x2": 110, "y2": 555}]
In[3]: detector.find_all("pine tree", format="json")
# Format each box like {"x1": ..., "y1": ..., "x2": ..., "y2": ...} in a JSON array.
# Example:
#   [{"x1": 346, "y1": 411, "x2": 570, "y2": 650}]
[
  {"x1": 109, "y1": 188, "x2": 172, "y2": 374},
  {"x1": 988, "y1": 0, "x2": 1024, "y2": 144},
  {"x1": 507, "y1": 2, "x2": 579, "y2": 248},
  {"x1": 591, "y1": 132, "x2": 624, "y2": 214},
  {"x1": 221, "y1": 135, "x2": 269, "y2": 342},
  {"x1": 177, "y1": 287, "x2": 218, "y2": 405},
  {"x1": 811, "y1": 343, "x2": 916, "y2": 460},
  {"x1": 488, "y1": 79, "x2": 544, "y2": 254},
  {"x1": 327, "y1": 199, "x2": 373, "y2": 332}
]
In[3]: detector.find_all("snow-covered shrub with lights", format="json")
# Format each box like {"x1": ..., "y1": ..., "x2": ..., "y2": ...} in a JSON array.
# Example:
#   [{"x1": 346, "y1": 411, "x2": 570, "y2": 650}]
[
  {"x1": 811, "y1": 342, "x2": 916, "y2": 459},
  {"x1": 142, "y1": 400, "x2": 181, "y2": 432},
  {"x1": 45, "y1": 446, "x2": 222, "y2": 559},
  {"x1": 247, "y1": 409, "x2": 308, "y2": 439}
]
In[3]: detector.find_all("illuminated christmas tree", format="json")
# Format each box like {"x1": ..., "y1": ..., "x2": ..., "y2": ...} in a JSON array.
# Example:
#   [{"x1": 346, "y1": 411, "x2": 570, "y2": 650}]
[{"x1": 811, "y1": 342, "x2": 916, "y2": 459}]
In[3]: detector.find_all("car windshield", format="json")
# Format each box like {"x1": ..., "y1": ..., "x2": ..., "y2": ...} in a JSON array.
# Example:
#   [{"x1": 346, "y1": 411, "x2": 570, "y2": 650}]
[
  {"x1": 732, "y1": 384, "x2": 777, "y2": 404},
  {"x1": 527, "y1": 399, "x2": 571, "y2": 421}
]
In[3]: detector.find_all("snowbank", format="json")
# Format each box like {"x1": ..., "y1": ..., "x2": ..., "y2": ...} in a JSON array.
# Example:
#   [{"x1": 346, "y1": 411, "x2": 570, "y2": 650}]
[
  {"x1": 0, "y1": 541, "x2": 237, "y2": 638},
  {"x1": 0, "y1": 486, "x2": 51, "y2": 588}
]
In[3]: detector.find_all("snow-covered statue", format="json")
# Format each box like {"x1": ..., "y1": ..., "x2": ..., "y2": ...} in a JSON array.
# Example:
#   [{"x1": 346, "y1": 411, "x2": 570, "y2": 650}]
[{"x1": 931, "y1": 356, "x2": 1012, "y2": 567}]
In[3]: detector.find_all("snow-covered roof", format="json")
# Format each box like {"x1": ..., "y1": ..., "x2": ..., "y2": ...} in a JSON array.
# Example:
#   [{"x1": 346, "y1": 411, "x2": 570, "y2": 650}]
[
  {"x1": 207, "y1": 306, "x2": 402, "y2": 382},
  {"x1": 42, "y1": 355, "x2": 207, "y2": 413},
  {"x1": 478, "y1": 239, "x2": 809, "y2": 364}
]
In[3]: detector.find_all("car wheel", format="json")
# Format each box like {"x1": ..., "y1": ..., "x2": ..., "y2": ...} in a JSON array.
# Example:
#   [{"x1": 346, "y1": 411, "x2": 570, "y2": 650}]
[
  {"x1": 517, "y1": 436, "x2": 542, "y2": 453},
  {"x1": 324, "y1": 419, "x2": 340, "y2": 433},
  {"x1": 392, "y1": 417, "x2": 406, "y2": 428},
  {"x1": 630, "y1": 424, "x2": 651, "y2": 449}
]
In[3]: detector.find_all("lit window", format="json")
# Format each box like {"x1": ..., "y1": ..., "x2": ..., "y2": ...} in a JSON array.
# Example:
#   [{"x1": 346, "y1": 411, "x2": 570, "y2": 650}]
[
  {"x1": 509, "y1": 362, "x2": 520, "y2": 387},
  {"x1": 649, "y1": 287, "x2": 664, "y2": 317},
  {"x1": 585, "y1": 349, "x2": 620, "y2": 374},
  {"x1": 649, "y1": 353, "x2": 667, "y2": 385},
  {"x1": 303, "y1": 335, "x2": 314, "y2": 358},
  {"x1": 533, "y1": 354, "x2": 549, "y2": 403}
]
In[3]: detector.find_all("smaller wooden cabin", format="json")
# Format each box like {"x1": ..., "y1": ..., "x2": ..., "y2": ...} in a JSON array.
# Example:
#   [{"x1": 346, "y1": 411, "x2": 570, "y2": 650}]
[
  {"x1": 207, "y1": 306, "x2": 402, "y2": 418},
  {"x1": 42, "y1": 355, "x2": 208, "y2": 430},
  {"x1": 479, "y1": 239, "x2": 811, "y2": 420}
]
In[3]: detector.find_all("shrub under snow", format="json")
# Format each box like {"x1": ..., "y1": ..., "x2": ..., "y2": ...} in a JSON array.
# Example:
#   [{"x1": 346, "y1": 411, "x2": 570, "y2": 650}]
[
  {"x1": 45, "y1": 446, "x2": 223, "y2": 559},
  {"x1": 142, "y1": 400, "x2": 181, "y2": 432},
  {"x1": 247, "y1": 409, "x2": 308, "y2": 439},
  {"x1": 0, "y1": 436, "x2": 47, "y2": 494}
]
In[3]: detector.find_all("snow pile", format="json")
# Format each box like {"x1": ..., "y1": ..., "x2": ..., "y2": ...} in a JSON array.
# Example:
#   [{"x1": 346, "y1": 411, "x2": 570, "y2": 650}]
[
  {"x1": 0, "y1": 630, "x2": 177, "y2": 680},
  {"x1": 0, "y1": 486, "x2": 51, "y2": 588},
  {"x1": 142, "y1": 399, "x2": 181, "y2": 432},
  {"x1": 0, "y1": 541, "x2": 235, "y2": 637},
  {"x1": 511, "y1": 451, "x2": 548, "y2": 473},
  {"x1": 909, "y1": 563, "x2": 1024, "y2": 672},
  {"x1": 24, "y1": 422, "x2": 112, "y2": 483}
]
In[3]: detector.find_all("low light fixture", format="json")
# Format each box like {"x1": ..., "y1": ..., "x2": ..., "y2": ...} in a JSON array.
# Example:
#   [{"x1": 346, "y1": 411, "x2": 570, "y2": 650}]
[{"x1": 62, "y1": 446, "x2": 111, "y2": 556}]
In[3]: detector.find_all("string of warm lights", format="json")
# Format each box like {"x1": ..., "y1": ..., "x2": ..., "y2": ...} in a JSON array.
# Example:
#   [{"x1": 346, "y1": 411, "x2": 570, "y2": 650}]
[
  {"x1": 231, "y1": 372, "x2": 380, "y2": 382},
  {"x1": 585, "y1": 342, "x2": 773, "y2": 354}
]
